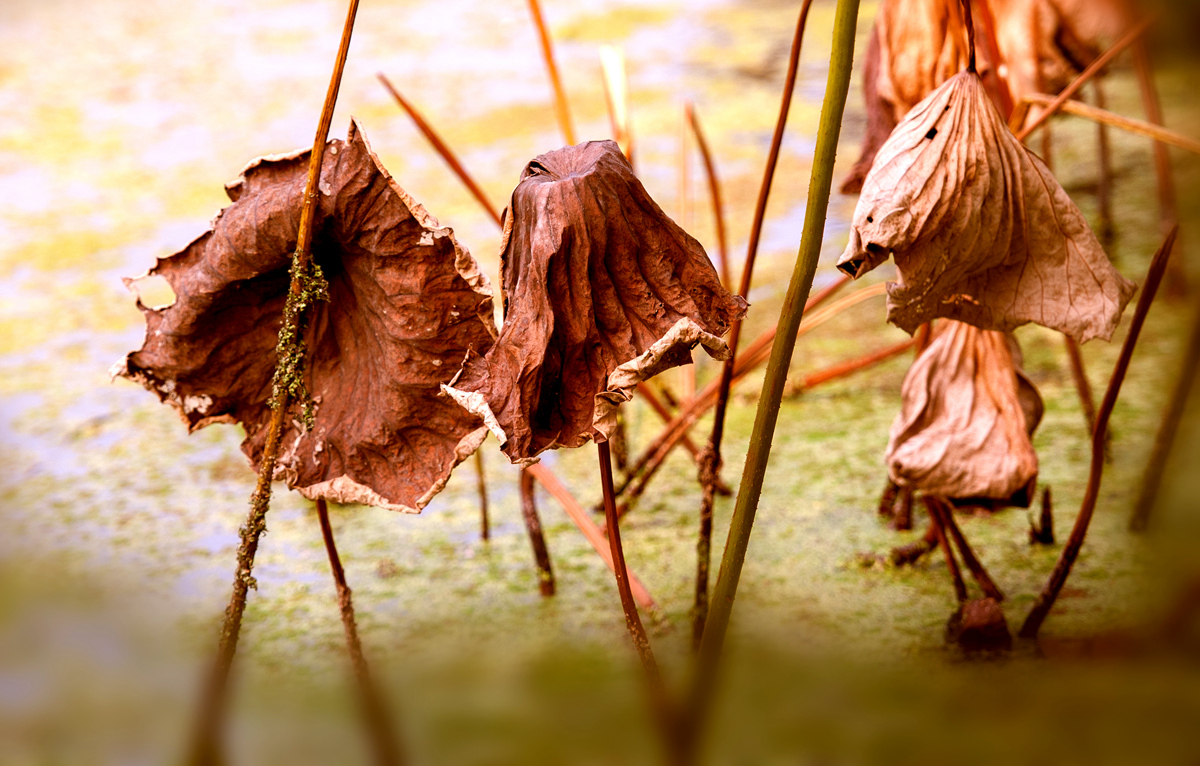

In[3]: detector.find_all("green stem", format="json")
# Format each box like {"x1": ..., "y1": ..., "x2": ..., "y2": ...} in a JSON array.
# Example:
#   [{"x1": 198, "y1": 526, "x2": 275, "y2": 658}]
[{"x1": 684, "y1": 0, "x2": 860, "y2": 751}]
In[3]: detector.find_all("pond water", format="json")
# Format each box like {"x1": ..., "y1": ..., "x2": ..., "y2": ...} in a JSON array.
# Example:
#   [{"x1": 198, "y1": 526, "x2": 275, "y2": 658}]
[{"x1": 2, "y1": 0, "x2": 1200, "y2": 763}]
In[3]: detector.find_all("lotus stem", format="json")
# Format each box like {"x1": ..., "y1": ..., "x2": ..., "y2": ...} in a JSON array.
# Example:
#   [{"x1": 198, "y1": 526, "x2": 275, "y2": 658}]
[
  {"x1": 1094, "y1": 78, "x2": 1115, "y2": 249},
  {"x1": 683, "y1": 0, "x2": 860, "y2": 753},
  {"x1": 959, "y1": 0, "x2": 976, "y2": 74},
  {"x1": 377, "y1": 73, "x2": 504, "y2": 227},
  {"x1": 1020, "y1": 226, "x2": 1178, "y2": 639},
  {"x1": 1130, "y1": 299, "x2": 1200, "y2": 532},
  {"x1": 1019, "y1": 91, "x2": 1200, "y2": 156},
  {"x1": 615, "y1": 277, "x2": 861, "y2": 512},
  {"x1": 1016, "y1": 14, "x2": 1157, "y2": 142},
  {"x1": 970, "y1": 0, "x2": 1013, "y2": 116},
  {"x1": 597, "y1": 440, "x2": 677, "y2": 756},
  {"x1": 1131, "y1": 34, "x2": 1184, "y2": 296},
  {"x1": 789, "y1": 336, "x2": 915, "y2": 394},
  {"x1": 525, "y1": 462, "x2": 658, "y2": 611},
  {"x1": 925, "y1": 496, "x2": 1004, "y2": 601},
  {"x1": 685, "y1": 103, "x2": 730, "y2": 290},
  {"x1": 317, "y1": 500, "x2": 403, "y2": 765},
  {"x1": 927, "y1": 497, "x2": 968, "y2": 602},
  {"x1": 188, "y1": 2, "x2": 361, "y2": 762},
  {"x1": 1063, "y1": 333, "x2": 1098, "y2": 436},
  {"x1": 519, "y1": 467, "x2": 556, "y2": 596},
  {"x1": 475, "y1": 449, "x2": 490, "y2": 541},
  {"x1": 527, "y1": 0, "x2": 576, "y2": 146}
]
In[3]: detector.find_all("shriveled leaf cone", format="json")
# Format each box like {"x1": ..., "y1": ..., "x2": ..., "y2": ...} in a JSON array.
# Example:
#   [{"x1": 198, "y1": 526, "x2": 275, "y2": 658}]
[
  {"x1": 114, "y1": 119, "x2": 497, "y2": 513},
  {"x1": 837, "y1": 71, "x2": 1136, "y2": 343},
  {"x1": 445, "y1": 140, "x2": 747, "y2": 461},
  {"x1": 886, "y1": 320, "x2": 1043, "y2": 505}
]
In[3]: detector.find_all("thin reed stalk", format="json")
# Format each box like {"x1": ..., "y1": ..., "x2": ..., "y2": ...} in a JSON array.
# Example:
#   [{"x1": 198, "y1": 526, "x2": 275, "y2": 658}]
[
  {"x1": 686, "y1": 103, "x2": 730, "y2": 290},
  {"x1": 1130, "y1": 299, "x2": 1200, "y2": 531},
  {"x1": 1020, "y1": 91, "x2": 1200, "y2": 156},
  {"x1": 519, "y1": 468, "x2": 556, "y2": 596},
  {"x1": 377, "y1": 73, "x2": 503, "y2": 227},
  {"x1": 188, "y1": 2, "x2": 361, "y2": 762},
  {"x1": 1016, "y1": 14, "x2": 1157, "y2": 142},
  {"x1": 1020, "y1": 227, "x2": 1178, "y2": 639},
  {"x1": 682, "y1": 0, "x2": 860, "y2": 757},
  {"x1": 527, "y1": 0, "x2": 576, "y2": 145},
  {"x1": 317, "y1": 500, "x2": 402, "y2": 765}
]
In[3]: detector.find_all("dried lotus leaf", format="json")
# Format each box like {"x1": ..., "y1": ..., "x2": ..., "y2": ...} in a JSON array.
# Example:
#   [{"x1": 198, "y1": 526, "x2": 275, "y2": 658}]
[
  {"x1": 837, "y1": 71, "x2": 1136, "y2": 343},
  {"x1": 886, "y1": 320, "x2": 1041, "y2": 504},
  {"x1": 114, "y1": 119, "x2": 497, "y2": 513},
  {"x1": 445, "y1": 140, "x2": 747, "y2": 462}
]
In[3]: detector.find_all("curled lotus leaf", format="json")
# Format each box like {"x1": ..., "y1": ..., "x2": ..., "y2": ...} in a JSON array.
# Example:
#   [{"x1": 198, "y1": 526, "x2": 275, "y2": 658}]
[
  {"x1": 113, "y1": 119, "x2": 497, "y2": 513},
  {"x1": 837, "y1": 71, "x2": 1136, "y2": 343},
  {"x1": 886, "y1": 320, "x2": 1042, "y2": 505},
  {"x1": 444, "y1": 140, "x2": 747, "y2": 462}
]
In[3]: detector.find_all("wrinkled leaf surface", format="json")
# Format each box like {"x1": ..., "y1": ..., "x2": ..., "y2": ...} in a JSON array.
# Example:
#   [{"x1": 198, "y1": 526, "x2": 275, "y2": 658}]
[
  {"x1": 838, "y1": 71, "x2": 1136, "y2": 343},
  {"x1": 115, "y1": 120, "x2": 496, "y2": 512},
  {"x1": 445, "y1": 141, "x2": 746, "y2": 461}
]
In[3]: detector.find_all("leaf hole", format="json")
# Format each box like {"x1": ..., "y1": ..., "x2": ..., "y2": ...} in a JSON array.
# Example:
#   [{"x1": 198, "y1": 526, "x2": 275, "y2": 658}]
[
  {"x1": 866, "y1": 216, "x2": 874, "y2": 223},
  {"x1": 130, "y1": 274, "x2": 176, "y2": 309},
  {"x1": 925, "y1": 128, "x2": 938, "y2": 139}
]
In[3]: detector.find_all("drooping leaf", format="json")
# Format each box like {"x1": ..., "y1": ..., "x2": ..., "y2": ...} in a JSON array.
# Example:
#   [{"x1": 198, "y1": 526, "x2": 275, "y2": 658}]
[
  {"x1": 837, "y1": 71, "x2": 1136, "y2": 343},
  {"x1": 114, "y1": 119, "x2": 497, "y2": 513},
  {"x1": 444, "y1": 140, "x2": 747, "y2": 462},
  {"x1": 886, "y1": 320, "x2": 1042, "y2": 505}
]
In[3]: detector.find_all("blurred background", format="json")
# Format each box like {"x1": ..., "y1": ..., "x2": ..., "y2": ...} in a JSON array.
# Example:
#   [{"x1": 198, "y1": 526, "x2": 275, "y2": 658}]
[{"x1": 1, "y1": 0, "x2": 1199, "y2": 763}]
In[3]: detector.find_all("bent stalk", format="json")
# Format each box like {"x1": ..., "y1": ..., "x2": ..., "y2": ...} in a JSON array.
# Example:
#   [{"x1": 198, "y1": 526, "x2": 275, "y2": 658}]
[
  {"x1": 188, "y1": 2, "x2": 360, "y2": 761},
  {"x1": 1020, "y1": 227, "x2": 1178, "y2": 639}
]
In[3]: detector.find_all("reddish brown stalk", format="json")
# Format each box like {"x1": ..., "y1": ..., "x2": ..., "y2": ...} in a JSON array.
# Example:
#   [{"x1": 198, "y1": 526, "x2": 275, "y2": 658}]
[
  {"x1": 1016, "y1": 14, "x2": 1157, "y2": 142},
  {"x1": 316, "y1": 500, "x2": 402, "y2": 765},
  {"x1": 1131, "y1": 36, "x2": 1184, "y2": 296},
  {"x1": 616, "y1": 277, "x2": 860, "y2": 511},
  {"x1": 527, "y1": 0, "x2": 576, "y2": 146},
  {"x1": 1030, "y1": 486, "x2": 1054, "y2": 545},
  {"x1": 1130, "y1": 299, "x2": 1200, "y2": 531},
  {"x1": 189, "y1": 3, "x2": 361, "y2": 762},
  {"x1": 969, "y1": 0, "x2": 1013, "y2": 116},
  {"x1": 597, "y1": 439, "x2": 677, "y2": 748},
  {"x1": 1063, "y1": 334, "x2": 1098, "y2": 435},
  {"x1": 928, "y1": 496, "x2": 967, "y2": 602},
  {"x1": 525, "y1": 462, "x2": 657, "y2": 611},
  {"x1": 519, "y1": 468, "x2": 556, "y2": 596},
  {"x1": 1020, "y1": 227, "x2": 1178, "y2": 639},
  {"x1": 959, "y1": 0, "x2": 976, "y2": 74},
  {"x1": 475, "y1": 450, "x2": 490, "y2": 541},
  {"x1": 685, "y1": 103, "x2": 730, "y2": 290},
  {"x1": 791, "y1": 336, "x2": 915, "y2": 392},
  {"x1": 1021, "y1": 91, "x2": 1200, "y2": 156},
  {"x1": 1093, "y1": 79, "x2": 1115, "y2": 249},
  {"x1": 926, "y1": 496, "x2": 1004, "y2": 601},
  {"x1": 377, "y1": 73, "x2": 503, "y2": 227}
]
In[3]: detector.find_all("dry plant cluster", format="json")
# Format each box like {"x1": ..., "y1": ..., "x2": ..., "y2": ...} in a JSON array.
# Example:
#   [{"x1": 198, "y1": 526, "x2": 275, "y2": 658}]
[{"x1": 112, "y1": 0, "x2": 1197, "y2": 762}]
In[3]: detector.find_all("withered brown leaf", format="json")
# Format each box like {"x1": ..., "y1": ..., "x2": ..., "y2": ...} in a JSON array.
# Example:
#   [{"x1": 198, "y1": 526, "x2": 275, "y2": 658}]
[
  {"x1": 837, "y1": 71, "x2": 1136, "y2": 343},
  {"x1": 886, "y1": 320, "x2": 1042, "y2": 504},
  {"x1": 444, "y1": 141, "x2": 747, "y2": 462},
  {"x1": 114, "y1": 119, "x2": 497, "y2": 512},
  {"x1": 841, "y1": 0, "x2": 1125, "y2": 193}
]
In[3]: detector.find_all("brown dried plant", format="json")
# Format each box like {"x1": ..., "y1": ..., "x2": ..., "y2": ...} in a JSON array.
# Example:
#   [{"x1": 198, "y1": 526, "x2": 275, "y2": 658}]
[
  {"x1": 445, "y1": 140, "x2": 747, "y2": 462},
  {"x1": 837, "y1": 71, "x2": 1136, "y2": 343},
  {"x1": 117, "y1": 119, "x2": 497, "y2": 513},
  {"x1": 886, "y1": 320, "x2": 1043, "y2": 505}
]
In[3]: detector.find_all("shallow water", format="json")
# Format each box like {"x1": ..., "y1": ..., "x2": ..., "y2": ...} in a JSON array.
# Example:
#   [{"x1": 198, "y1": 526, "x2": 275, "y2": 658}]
[{"x1": 2, "y1": 0, "x2": 1200, "y2": 763}]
